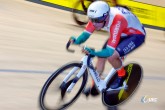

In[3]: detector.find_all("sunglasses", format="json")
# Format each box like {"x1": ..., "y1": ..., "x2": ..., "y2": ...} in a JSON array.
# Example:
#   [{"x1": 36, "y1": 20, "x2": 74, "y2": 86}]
[{"x1": 90, "y1": 13, "x2": 108, "y2": 23}]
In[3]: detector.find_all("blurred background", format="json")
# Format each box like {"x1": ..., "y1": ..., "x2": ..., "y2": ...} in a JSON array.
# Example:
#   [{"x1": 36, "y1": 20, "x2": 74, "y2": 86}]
[{"x1": 0, "y1": 0, "x2": 165, "y2": 110}]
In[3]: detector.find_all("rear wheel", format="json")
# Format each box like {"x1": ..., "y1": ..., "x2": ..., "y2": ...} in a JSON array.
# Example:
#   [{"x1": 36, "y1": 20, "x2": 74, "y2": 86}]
[
  {"x1": 102, "y1": 63, "x2": 143, "y2": 107},
  {"x1": 39, "y1": 62, "x2": 88, "y2": 110}
]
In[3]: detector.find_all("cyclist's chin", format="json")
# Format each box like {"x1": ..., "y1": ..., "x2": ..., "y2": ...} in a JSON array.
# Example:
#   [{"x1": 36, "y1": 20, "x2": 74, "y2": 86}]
[
  {"x1": 95, "y1": 27, "x2": 102, "y2": 30},
  {"x1": 93, "y1": 23, "x2": 104, "y2": 30}
]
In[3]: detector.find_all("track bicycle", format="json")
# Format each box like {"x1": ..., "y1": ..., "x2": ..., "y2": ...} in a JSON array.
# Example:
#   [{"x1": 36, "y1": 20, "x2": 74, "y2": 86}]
[{"x1": 39, "y1": 41, "x2": 143, "y2": 110}]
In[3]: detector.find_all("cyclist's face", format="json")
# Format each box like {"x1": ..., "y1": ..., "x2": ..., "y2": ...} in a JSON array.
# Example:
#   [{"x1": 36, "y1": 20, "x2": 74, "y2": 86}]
[
  {"x1": 91, "y1": 15, "x2": 109, "y2": 30},
  {"x1": 93, "y1": 22, "x2": 104, "y2": 30}
]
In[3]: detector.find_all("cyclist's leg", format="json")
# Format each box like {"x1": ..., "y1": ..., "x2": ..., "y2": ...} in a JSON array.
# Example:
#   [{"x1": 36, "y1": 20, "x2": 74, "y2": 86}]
[
  {"x1": 95, "y1": 57, "x2": 107, "y2": 76},
  {"x1": 107, "y1": 34, "x2": 145, "y2": 89},
  {"x1": 107, "y1": 51, "x2": 122, "y2": 70},
  {"x1": 95, "y1": 39, "x2": 108, "y2": 76},
  {"x1": 83, "y1": 40, "x2": 108, "y2": 96}
]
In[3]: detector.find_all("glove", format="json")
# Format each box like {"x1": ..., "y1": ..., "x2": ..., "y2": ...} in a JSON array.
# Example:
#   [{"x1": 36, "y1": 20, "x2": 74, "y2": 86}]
[
  {"x1": 84, "y1": 46, "x2": 115, "y2": 58},
  {"x1": 70, "y1": 31, "x2": 90, "y2": 45},
  {"x1": 70, "y1": 36, "x2": 76, "y2": 44},
  {"x1": 84, "y1": 46, "x2": 95, "y2": 55}
]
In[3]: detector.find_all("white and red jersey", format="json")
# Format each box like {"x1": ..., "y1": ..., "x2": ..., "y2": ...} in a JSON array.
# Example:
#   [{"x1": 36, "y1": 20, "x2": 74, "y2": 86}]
[{"x1": 85, "y1": 7, "x2": 146, "y2": 49}]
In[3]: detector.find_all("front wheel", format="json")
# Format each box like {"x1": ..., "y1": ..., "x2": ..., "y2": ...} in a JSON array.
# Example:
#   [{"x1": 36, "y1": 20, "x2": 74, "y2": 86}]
[{"x1": 39, "y1": 62, "x2": 88, "y2": 110}]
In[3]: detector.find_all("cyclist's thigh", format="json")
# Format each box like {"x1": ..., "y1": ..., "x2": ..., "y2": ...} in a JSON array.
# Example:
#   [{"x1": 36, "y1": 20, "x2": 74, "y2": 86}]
[{"x1": 116, "y1": 34, "x2": 145, "y2": 57}]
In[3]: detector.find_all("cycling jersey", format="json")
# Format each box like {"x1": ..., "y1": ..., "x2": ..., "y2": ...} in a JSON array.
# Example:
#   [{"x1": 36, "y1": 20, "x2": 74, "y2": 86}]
[{"x1": 85, "y1": 7, "x2": 146, "y2": 50}]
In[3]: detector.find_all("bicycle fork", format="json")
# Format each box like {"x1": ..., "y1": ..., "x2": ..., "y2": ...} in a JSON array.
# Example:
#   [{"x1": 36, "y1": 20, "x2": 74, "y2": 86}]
[
  {"x1": 62, "y1": 56, "x2": 89, "y2": 93},
  {"x1": 67, "y1": 65, "x2": 87, "y2": 92},
  {"x1": 60, "y1": 65, "x2": 87, "y2": 93}
]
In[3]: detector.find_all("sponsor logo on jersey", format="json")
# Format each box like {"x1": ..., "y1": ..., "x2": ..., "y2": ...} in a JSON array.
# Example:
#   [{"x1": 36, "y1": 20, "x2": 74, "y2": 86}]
[{"x1": 112, "y1": 21, "x2": 121, "y2": 43}]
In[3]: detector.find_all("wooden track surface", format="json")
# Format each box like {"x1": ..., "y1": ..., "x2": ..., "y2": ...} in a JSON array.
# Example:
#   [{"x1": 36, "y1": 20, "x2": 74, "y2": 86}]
[
  {"x1": 0, "y1": 0, "x2": 165, "y2": 110},
  {"x1": 135, "y1": 0, "x2": 165, "y2": 7}
]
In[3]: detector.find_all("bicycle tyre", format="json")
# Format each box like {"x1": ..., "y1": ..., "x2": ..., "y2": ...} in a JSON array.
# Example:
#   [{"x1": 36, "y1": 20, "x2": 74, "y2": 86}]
[
  {"x1": 72, "y1": 0, "x2": 92, "y2": 25},
  {"x1": 72, "y1": 0, "x2": 115, "y2": 26},
  {"x1": 39, "y1": 62, "x2": 88, "y2": 110}
]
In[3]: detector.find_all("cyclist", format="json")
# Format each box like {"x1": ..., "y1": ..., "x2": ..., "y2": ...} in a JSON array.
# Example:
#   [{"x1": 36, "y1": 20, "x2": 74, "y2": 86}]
[{"x1": 70, "y1": 1, "x2": 146, "y2": 95}]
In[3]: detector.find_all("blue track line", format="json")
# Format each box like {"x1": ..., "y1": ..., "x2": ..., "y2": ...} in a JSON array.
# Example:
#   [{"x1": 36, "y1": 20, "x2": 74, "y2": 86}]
[
  {"x1": 0, "y1": 69, "x2": 165, "y2": 81},
  {"x1": 0, "y1": 69, "x2": 52, "y2": 74}
]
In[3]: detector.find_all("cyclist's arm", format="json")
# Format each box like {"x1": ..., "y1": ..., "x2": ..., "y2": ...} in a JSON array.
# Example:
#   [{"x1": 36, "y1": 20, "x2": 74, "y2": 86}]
[
  {"x1": 74, "y1": 21, "x2": 95, "y2": 44},
  {"x1": 107, "y1": 14, "x2": 127, "y2": 48},
  {"x1": 91, "y1": 15, "x2": 128, "y2": 57}
]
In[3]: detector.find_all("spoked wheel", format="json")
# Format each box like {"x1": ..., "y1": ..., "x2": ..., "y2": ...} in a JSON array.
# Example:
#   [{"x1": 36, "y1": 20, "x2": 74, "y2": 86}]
[
  {"x1": 39, "y1": 62, "x2": 88, "y2": 110},
  {"x1": 72, "y1": 0, "x2": 92, "y2": 25}
]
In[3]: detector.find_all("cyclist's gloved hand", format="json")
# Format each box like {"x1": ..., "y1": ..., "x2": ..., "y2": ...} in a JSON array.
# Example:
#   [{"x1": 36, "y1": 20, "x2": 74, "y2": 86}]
[
  {"x1": 83, "y1": 46, "x2": 95, "y2": 55},
  {"x1": 70, "y1": 36, "x2": 77, "y2": 44},
  {"x1": 84, "y1": 46, "x2": 115, "y2": 58}
]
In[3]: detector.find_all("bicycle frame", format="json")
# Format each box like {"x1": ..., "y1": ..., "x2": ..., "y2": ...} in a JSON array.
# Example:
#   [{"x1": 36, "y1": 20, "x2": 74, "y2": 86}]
[
  {"x1": 63, "y1": 55, "x2": 117, "y2": 93},
  {"x1": 65, "y1": 41, "x2": 128, "y2": 93}
]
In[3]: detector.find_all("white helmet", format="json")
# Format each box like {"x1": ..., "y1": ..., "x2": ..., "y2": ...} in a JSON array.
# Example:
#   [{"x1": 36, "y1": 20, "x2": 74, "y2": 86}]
[{"x1": 87, "y1": 1, "x2": 110, "y2": 23}]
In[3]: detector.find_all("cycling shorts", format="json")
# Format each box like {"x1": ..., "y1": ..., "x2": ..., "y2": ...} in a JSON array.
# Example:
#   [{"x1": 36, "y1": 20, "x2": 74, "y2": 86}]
[{"x1": 102, "y1": 34, "x2": 145, "y2": 57}]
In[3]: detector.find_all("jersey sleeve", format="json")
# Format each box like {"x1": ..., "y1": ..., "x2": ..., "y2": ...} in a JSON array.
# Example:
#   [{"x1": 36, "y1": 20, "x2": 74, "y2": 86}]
[
  {"x1": 107, "y1": 14, "x2": 128, "y2": 48},
  {"x1": 85, "y1": 21, "x2": 95, "y2": 34}
]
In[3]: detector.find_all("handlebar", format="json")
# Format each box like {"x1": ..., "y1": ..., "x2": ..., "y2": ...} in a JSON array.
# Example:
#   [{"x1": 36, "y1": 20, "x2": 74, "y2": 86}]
[
  {"x1": 66, "y1": 40, "x2": 95, "y2": 54},
  {"x1": 66, "y1": 40, "x2": 75, "y2": 53},
  {"x1": 66, "y1": 40, "x2": 85, "y2": 53},
  {"x1": 66, "y1": 40, "x2": 95, "y2": 68}
]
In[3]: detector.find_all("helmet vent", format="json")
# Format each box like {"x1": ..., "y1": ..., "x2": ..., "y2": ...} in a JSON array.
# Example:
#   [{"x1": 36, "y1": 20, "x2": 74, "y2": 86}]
[{"x1": 89, "y1": 10, "x2": 97, "y2": 13}]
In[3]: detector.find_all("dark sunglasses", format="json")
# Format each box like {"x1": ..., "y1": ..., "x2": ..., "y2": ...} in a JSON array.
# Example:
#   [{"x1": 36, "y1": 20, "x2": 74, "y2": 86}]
[{"x1": 90, "y1": 13, "x2": 108, "y2": 23}]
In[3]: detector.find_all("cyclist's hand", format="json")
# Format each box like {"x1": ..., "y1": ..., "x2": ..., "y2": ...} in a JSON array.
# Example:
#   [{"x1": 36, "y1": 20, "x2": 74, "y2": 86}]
[
  {"x1": 82, "y1": 46, "x2": 95, "y2": 55},
  {"x1": 69, "y1": 36, "x2": 76, "y2": 44}
]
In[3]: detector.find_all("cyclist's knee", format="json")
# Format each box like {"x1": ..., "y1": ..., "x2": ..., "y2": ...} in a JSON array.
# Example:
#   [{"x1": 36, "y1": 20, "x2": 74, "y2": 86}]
[{"x1": 108, "y1": 51, "x2": 120, "y2": 62}]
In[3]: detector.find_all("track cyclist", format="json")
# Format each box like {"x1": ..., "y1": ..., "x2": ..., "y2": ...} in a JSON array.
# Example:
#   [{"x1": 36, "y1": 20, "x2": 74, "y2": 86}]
[{"x1": 69, "y1": 1, "x2": 146, "y2": 96}]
